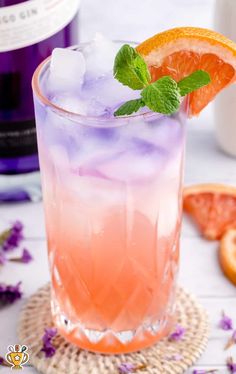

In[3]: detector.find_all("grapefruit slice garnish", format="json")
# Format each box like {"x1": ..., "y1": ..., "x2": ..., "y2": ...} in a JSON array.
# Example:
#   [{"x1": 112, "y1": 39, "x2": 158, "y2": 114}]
[
  {"x1": 183, "y1": 184, "x2": 236, "y2": 240},
  {"x1": 219, "y1": 229, "x2": 236, "y2": 286},
  {"x1": 137, "y1": 27, "x2": 236, "y2": 116}
]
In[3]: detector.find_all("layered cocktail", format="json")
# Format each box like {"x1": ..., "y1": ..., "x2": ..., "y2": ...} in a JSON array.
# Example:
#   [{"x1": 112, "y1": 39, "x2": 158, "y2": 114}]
[{"x1": 32, "y1": 37, "x2": 187, "y2": 353}]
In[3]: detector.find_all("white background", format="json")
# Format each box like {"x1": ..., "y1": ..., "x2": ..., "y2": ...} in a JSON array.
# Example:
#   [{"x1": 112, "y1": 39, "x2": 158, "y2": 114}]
[{"x1": 1, "y1": 0, "x2": 236, "y2": 373}]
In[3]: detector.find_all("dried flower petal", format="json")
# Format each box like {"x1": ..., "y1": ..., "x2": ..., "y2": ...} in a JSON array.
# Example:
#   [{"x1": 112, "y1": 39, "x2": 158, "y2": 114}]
[
  {"x1": 42, "y1": 345, "x2": 56, "y2": 358},
  {"x1": 0, "y1": 356, "x2": 10, "y2": 367},
  {"x1": 0, "y1": 221, "x2": 24, "y2": 252},
  {"x1": 227, "y1": 357, "x2": 236, "y2": 373},
  {"x1": 10, "y1": 248, "x2": 33, "y2": 264},
  {"x1": 193, "y1": 370, "x2": 218, "y2": 374},
  {"x1": 0, "y1": 282, "x2": 22, "y2": 305},
  {"x1": 169, "y1": 325, "x2": 186, "y2": 342},
  {"x1": 118, "y1": 363, "x2": 136, "y2": 374},
  {"x1": 21, "y1": 249, "x2": 33, "y2": 263},
  {"x1": 41, "y1": 328, "x2": 57, "y2": 358},
  {"x1": 225, "y1": 330, "x2": 236, "y2": 350},
  {"x1": 42, "y1": 327, "x2": 57, "y2": 342},
  {"x1": 219, "y1": 312, "x2": 233, "y2": 331}
]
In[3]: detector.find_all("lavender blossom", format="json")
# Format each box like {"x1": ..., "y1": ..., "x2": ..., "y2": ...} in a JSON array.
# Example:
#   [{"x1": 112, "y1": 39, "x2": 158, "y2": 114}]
[
  {"x1": 21, "y1": 249, "x2": 33, "y2": 263},
  {"x1": 0, "y1": 282, "x2": 22, "y2": 305},
  {"x1": 169, "y1": 324, "x2": 186, "y2": 342},
  {"x1": 118, "y1": 363, "x2": 136, "y2": 374},
  {"x1": 42, "y1": 345, "x2": 56, "y2": 358},
  {"x1": 227, "y1": 357, "x2": 236, "y2": 373},
  {"x1": 1, "y1": 221, "x2": 24, "y2": 252},
  {"x1": 41, "y1": 328, "x2": 58, "y2": 358},
  {"x1": 219, "y1": 312, "x2": 233, "y2": 331}
]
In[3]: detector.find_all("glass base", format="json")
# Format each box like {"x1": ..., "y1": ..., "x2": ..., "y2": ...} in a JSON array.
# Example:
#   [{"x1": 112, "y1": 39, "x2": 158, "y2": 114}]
[
  {"x1": 0, "y1": 171, "x2": 42, "y2": 202},
  {"x1": 52, "y1": 300, "x2": 175, "y2": 354}
]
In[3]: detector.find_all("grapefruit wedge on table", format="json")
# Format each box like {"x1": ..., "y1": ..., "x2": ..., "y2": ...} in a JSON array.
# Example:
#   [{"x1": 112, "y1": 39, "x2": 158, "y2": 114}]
[
  {"x1": 220, "y1": 229, "x2": 236, "y2": 286},
  {"x1": 183, "y1": 184, "x2": 236, "y2": 240},
  {"x1": 184, "y1": 184, "x2": 236, "y2": 286},
  {"x1": 137, "y1": 27, "x2": 236, "y2": 116}
]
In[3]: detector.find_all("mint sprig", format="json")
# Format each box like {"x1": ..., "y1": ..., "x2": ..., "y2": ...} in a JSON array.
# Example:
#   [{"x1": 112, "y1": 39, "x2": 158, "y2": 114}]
[{"x1": 113, "y1": 45, "x2": 211, "y2": 117}]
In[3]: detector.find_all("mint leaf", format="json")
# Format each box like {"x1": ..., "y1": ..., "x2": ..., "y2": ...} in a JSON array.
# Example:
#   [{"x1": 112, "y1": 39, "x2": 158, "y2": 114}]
[
  {"x1": 178, "y1": 70, "x2": 211, "y2": 96},
  {"x1": 114, "y1": 98, "x2": 145, "y2": 116},
  {"x1": 141, "y1": 76, "x2": 181, "y2": 115},
  {"x1": 113, "y1": 44, "x2": 151, "y2": 90},
  {"x1": 133, "y1": 55, "x2": 151, "y2": 86}
]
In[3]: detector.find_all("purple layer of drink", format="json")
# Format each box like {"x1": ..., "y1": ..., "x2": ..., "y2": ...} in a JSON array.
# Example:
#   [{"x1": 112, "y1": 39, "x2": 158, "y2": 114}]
[{"x1": 32, "y1": 38, "x2": 186, "y2": 353}]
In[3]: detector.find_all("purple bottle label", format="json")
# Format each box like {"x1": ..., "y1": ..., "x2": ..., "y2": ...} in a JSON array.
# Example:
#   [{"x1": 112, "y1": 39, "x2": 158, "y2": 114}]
[{"x1": 0, "y1": 0, "x2": 80, "y2": 52}]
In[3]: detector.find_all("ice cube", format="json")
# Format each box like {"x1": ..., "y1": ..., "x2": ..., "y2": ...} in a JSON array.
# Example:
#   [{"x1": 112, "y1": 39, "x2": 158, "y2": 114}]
[
  {"x1": 79, "y1": 139, "x2": 166, "y2": 184},
  {"x1": 82, "y1": 75, "x2": 140, "y2": 112},
  {"x1": 86, "y1": 98, "x2": 108, "y2": 117},
  {"x1": 49, "y1": 48, "x2": 86, "y2": 93},
  {"x1": 142, "y1": 116, "x2": 184, "y2": 153},
  {"x1": 52, "y1": 93, "x2": 88, "y2": 115},
  {"x1": 83, "y1": 33, "x2": 120, "y2": 80},
  {"x1": 52, "y1": 93, "x2": 109, "y2": 117},
  {"x1": 71, "y1": 134, "x2": 118, "y2": 172}
]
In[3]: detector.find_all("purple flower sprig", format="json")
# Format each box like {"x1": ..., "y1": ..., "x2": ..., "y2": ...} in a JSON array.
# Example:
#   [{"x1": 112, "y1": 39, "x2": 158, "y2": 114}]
[
  {"x1": 0, "y1": 221, "x2": 24, "y2": 252},
  {"x1": 193, "y1": 370, "x2": 218, "y2": 374},
  {"x1": 41, "y1": 328, "x2": 58, "y2": 358},
  {"x1": 227, "y1": 357, "x2": 236, "y2": 373},
  {"x1": 0, "y1": 221, "x2": 33, "y2": 266},
  {"x1": 0, "y1": 282, "x2": 22, "y2": 305},
  {"x1": 10, "y1": 249, "x2": 33, "y2": 264},
  {"x1": 219, "y1": 312, "x2": 233, "y2": 331},
  {"x1": 168, "y1": 324, "x2": 186, "y2": 342}
]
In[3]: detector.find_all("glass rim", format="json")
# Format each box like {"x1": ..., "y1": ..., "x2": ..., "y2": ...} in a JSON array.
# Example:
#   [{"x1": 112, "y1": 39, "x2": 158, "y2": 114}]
[{"x1": 32, "y1": 40, "x2": 179, "y2": 125}]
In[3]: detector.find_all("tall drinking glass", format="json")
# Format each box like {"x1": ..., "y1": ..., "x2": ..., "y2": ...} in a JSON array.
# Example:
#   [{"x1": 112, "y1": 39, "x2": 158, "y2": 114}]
[{"x1": 32, "y1": 42, "x2": 186, "y2": 354}]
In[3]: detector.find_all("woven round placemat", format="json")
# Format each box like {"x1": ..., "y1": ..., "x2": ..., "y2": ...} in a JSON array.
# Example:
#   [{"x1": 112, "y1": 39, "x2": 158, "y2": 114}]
[{"x1": 18, "y1": 284, "x2": 209, "y2": 374}]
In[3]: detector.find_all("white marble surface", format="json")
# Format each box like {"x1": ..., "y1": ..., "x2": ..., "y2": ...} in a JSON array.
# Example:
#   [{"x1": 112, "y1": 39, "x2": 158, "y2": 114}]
[{"x1": 1, "y1": 0, "x2": 236, "y2": 373}]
